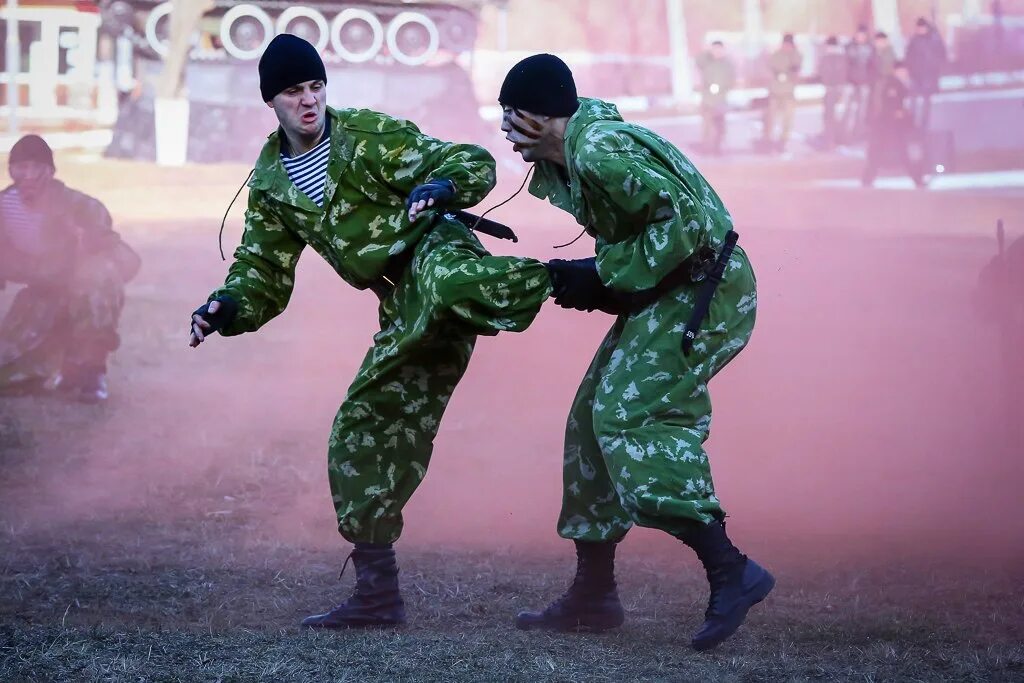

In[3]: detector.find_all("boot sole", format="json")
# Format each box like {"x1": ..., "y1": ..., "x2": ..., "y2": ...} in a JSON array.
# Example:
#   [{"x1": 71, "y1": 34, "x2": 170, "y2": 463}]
[{"x1": 692, "y1": 572, "x2": 775, "y2": 652}]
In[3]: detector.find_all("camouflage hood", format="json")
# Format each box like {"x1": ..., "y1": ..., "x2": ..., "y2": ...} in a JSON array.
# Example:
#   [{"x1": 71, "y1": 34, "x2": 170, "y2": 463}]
[
  {"x1": 523, "y1": 95, "x2": 736, "y2": 294},
  {"x1": 528, "y1": 97, "x2": 623, "y2": 215}
]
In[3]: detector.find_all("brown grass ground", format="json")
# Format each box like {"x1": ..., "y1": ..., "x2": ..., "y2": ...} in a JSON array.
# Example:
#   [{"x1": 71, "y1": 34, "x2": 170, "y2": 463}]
[{"x1": 1, "y1": 153, "x2": 1023, "y2": 682}]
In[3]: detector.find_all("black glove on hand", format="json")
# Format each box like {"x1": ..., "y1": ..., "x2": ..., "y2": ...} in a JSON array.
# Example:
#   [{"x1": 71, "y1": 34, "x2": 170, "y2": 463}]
[
  {"x1": 546, "y1": 258, "x2": 623, "y2": 314},
  {"x1": 406, "y1": 178, "x2": 456, "y2": 213},
  {"x1": 190, "y1": 295, "x2": 238, "y2": 336}
]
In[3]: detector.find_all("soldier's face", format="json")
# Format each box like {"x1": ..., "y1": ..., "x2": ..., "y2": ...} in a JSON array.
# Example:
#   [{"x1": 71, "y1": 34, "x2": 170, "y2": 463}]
[
  {"x1": 268, "y1": 79, "x2": 327, "y2": 140},
  {"x1": 9, "y1": 160, "x2": 55, "y2": 203},
  {"x1": 500, "y1": 106, "x2": 547, "y2": 162}
]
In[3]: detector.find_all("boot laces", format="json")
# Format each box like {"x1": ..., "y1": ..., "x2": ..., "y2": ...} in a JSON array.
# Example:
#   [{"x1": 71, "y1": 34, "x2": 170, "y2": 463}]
[{"x1": 704, "y1": 556, "x2": 745, "y2": 618}]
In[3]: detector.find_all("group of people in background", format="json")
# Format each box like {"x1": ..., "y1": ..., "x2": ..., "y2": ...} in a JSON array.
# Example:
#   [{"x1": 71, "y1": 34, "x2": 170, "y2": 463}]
[{"x1": 696, "y1": 16, "x2": 949, "y2": 186}]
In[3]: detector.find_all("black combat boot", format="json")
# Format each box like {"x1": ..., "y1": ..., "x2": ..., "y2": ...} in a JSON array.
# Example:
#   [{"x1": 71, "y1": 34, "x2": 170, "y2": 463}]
[
  {"x1": 678, "y1": 520, "x2": 774, "y2": 651},
  {"x1": 301, "y1": 543, "x2": 406, "y2": 628},
  {"x1": 515, "y1": 540, "x2": 625, "y2": 632}
]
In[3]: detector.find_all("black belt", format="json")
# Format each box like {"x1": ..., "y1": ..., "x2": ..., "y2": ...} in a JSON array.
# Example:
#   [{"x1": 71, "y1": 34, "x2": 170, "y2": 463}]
[
  {"x1": 681, "y1": 230, "x2": 738, "y2": 356},
  {"x1": 614, "y1": 231, "x2": 738, "y2": 356}
]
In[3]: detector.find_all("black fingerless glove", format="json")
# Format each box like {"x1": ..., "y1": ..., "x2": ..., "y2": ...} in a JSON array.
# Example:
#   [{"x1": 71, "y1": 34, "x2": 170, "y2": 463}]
[
  {"x1": 406, "y1": 178, "x2": 456, "y2": 213},
  {"x1": 191, "y1": 295, "x2": 238, "y2": 335}
]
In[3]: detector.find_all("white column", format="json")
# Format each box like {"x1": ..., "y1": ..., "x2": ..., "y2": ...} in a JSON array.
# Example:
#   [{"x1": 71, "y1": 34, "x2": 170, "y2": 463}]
[
  {"x1": 4, "y1": 0, "x2": 19, "y2": 134},
  {"x1": 666, "y1": 0, "x2": 692, "y2": 103},
  {"x1": 29, "y1": 19, "x2": 59, "y2": 112},
  {"x1": 743, "y1": 0, "x2": 763, "y2": 60},
  {"x1": 497, "y1": 3, "x2": 507, "y2": 53}
]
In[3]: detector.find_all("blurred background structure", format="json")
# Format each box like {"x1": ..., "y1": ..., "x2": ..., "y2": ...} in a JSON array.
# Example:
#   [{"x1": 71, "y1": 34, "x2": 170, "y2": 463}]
[{"x1": 2, "y1": 0, "x2": 1024, "y2": 164}]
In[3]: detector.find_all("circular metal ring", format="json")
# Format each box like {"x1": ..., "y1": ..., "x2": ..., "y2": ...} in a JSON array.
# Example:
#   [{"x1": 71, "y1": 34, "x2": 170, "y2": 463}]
[
  {"x1": 220, "y1": 4, "x2": 274, "y2": 61},
  {"x1": 330, "y1": 8, "x2": 384, "y2": 63},
  {"x1": 386, "y1": 11, "x2": 439, "y2": 66},
  {"x1": 276, "y1": 7, "x2": 329, "y2": 53},
  {"x1": 144, "y1": 2, "x2": 173, "y2": 58}
]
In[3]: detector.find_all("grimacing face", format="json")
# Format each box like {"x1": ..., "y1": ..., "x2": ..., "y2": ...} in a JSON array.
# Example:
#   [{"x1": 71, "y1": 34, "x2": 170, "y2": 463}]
[
  {"x1": 268, "y1": 79, "x2": 327, "y2": 141},
  {"x1": 9, "y1": 160, "x2": 55, "y2": 203},
  {"x1": 500, "y1": 106, "x2": 548, "y2": 162}
]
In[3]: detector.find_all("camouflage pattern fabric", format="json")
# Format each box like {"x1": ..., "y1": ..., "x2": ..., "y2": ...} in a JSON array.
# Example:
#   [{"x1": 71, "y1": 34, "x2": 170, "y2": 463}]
[
  {"x1": 0, "y1": 183, "x2": 133, "y2": 391},
  {"x1": 209, "y1": 106, "x2": 512, "y2": 329},
  {"x1": 210, "y1": 107, "x2": 552, "y2": 543},
  {"x1": 529, "y1": 98, "x2": 758, "y2": 540}
]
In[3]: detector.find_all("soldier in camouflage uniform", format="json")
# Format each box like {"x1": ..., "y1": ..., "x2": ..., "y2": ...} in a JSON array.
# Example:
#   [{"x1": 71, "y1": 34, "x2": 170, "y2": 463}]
[
  {"x1": 695, "y1": 41, "x2": 736, "y2": 155},
  {"x1": 188, "y1": 35, "x2": 551, "y2": 628},
  {"x1": 0, "y1": 135, "x2": 139, "y2": 402},
  {"x1": 497, "y1": 54, "x2": 773, "y2": 651},
  {"x1": 762, "y1": 34, "x2": 803, "y2": 153}
]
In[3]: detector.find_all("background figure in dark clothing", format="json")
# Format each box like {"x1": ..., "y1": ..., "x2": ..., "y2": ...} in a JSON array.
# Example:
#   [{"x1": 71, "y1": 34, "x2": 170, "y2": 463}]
[
  {"x1": 0, "y1": 135, "x2": 140, "y2": 401},
  {"x1": 905, "y1": 17, "x2": 947, "y2": 131},
  {"x1": 862, "y1": 62, "x2": 926, "y2": 189},
  {"x1": 761, "y1": 33, "x2": 803, "y2": 153},
  {"x1": 696, "y1": 41, "x2": 736, "y2": 155},
  {"x1": 843, "y1": 25, "x2": 876, "y2": 142},
  {"x1": 870, "y1": 32, "x2": 898, "y2": 126},
  {"x1": 819, "y1": 35, "x2": 848, "y2": 149}
]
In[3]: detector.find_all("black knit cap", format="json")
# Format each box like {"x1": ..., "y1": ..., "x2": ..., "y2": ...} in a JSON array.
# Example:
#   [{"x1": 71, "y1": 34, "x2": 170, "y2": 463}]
[
  {"x1": 9, "y1": 134, "x2": 54, "y2": 169},
  {"x1": 258, "y1": 34, "x2": 327, "y2": 102},
  {"x1": 499, "y1": 53, "x2": 579, "y2": 117}
]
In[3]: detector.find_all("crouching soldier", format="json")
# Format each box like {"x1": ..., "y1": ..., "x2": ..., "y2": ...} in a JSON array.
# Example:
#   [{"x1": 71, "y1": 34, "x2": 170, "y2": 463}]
[{"x1": 0, "y1": 135, "x2": 140, "y2": 401}]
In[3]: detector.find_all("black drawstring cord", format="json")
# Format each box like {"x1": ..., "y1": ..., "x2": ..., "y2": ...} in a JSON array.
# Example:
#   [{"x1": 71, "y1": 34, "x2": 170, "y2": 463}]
[
  {"x1": 552, "y1": 227, "x2": 587, "y2": 249},
  {"x1": 467, "y1": 164, "x2": 535, "y2": 232},
  {"x1": 218, "y1": 168, "x2": 255, "y2": 261}
]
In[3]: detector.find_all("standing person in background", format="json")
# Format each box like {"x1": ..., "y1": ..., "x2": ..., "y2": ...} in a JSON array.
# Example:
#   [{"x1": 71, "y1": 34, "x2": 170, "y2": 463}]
[
  {"x1": 761, "y1": 33, "x2": 803, "y2": 153},
  {"x1": 696, "y1": 41, "x2": 736, "y2": 155},
  {"x1": 843, "y1": 25, "x2": 876, "y2": 141},
  {"x1": 905, "y1": 17, "x2": 947, "y2": 131},
  {"x1": 872, "y1": 32, "x2": 898, "y2": 82},
  {"x1": 870, "y1": 32, "x2": 898, "y2": 123},
  {"x1": 0, "y1": 135, "x2": 140, "y2": 401},
  {"x1": 818, "y1": 35, "x2": 849, "y2": 149},
  {"x1": 862, "y1": 62, "x2": 926, "y2": 189}
]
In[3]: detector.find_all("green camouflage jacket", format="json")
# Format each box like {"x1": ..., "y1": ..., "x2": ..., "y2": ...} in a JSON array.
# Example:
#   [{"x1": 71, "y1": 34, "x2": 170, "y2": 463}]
[
  {"x1": 529, "y1": 97, "x2": 735, "y2": 293},
  {"x1": 211, "y1": 106, "x2": 497, "y2": 335}
]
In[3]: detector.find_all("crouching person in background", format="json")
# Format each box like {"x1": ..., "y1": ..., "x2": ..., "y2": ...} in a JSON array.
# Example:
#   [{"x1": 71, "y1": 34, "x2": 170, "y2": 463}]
[{"x1": 0, "y1": 135, "x2": 140, "y2": 402}]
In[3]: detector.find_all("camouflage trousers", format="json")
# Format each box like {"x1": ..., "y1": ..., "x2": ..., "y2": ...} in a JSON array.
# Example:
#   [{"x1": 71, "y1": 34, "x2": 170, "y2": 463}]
[
  {"x1": 558, "y1": 245, "x2": 757, "y2": 542},
  {"x1": 0, "y1": 275, "x2": 124, "y2": 391},
  {"x1": 328, "y1": 219, "x2": 552, "y2": 544}
]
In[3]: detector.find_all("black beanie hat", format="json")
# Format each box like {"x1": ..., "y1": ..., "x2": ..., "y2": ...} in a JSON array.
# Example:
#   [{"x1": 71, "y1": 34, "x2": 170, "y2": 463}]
[
  {"x1": 499, "y1": 53, "x2": 579, "y2": 117},
  {"x1": 9, "y1": 134, "x2": 54, "y2": 169},
  {"x1": 258, "y1": 34, "x2": 327, "y2": 102}
]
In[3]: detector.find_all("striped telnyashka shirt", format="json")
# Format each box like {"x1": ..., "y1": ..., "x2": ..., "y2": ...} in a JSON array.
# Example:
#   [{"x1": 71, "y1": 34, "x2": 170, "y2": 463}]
[
  {"x1": 0, "y1": 187, "x2": 46, "y2": 256},
  {"x1": 280, "y1": 134, "x2": 331, "y2": 208}
]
